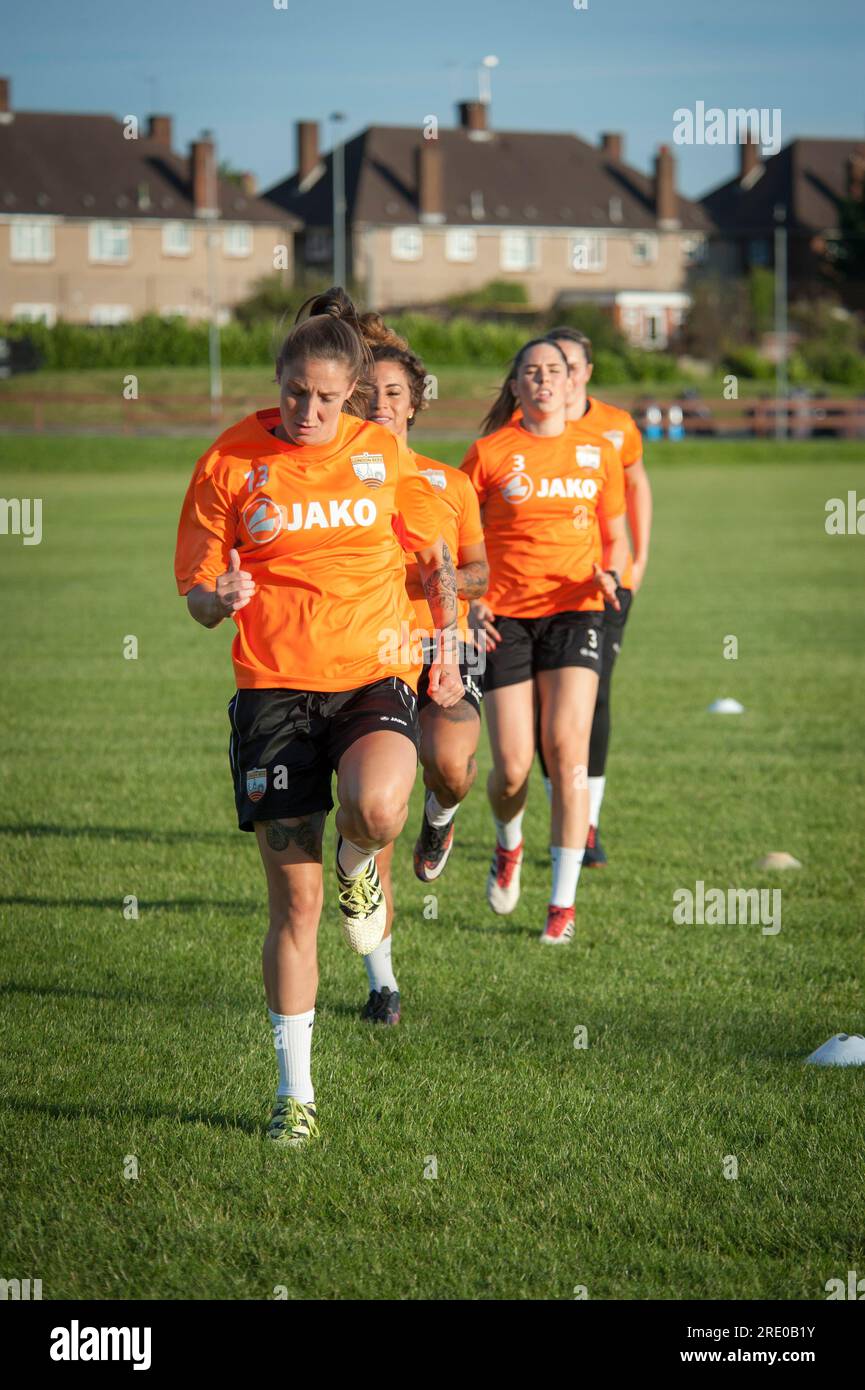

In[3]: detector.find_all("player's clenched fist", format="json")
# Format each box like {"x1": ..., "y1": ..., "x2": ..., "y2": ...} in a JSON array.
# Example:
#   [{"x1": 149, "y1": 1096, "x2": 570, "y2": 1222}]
[{"x1": 215, "y1": 548, "x2": 256, "y2": 616}]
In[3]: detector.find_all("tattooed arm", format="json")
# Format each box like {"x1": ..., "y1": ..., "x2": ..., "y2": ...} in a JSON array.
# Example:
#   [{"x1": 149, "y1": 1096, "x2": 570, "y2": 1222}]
[
  {"x1": 455, "y1": 540, "x2": 489, "y2": 601},
  {"x1": 414, "y1": 539, "x2": 464, "y2": 709}
]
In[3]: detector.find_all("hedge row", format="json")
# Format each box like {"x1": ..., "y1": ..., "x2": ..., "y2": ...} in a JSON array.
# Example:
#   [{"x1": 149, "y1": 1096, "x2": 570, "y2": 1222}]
[
  {"x1": 6, "y1": 314, "x2": 860, "y2": 386},
  {"x1": 1, "y1": 314, "x2": 683, "y2": 384}
]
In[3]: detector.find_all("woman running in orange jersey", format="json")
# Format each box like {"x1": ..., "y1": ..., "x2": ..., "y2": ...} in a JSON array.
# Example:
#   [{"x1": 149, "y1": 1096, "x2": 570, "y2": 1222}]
[
  {"x1": 461, "y1": 338, "x2": 629, "y2": 944},
  {"x1": 174, "y1": 289, "x2": 462, "y2": 1145},
  {"x1": 353, "y1": 313, "x2": 489, "y2": 1025},
  {"x1": 542, "y1": 326, "x2": 652, "y2": 867}
]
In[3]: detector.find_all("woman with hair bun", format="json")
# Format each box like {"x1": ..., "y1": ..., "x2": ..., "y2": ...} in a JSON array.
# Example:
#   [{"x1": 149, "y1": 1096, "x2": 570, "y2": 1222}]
[
  {"x1": 353, "y1": 313, "x2": 489, "y2": 1025},
  {"x1": 174, "y1": 287, "x2": 462, "y2": 1145}
]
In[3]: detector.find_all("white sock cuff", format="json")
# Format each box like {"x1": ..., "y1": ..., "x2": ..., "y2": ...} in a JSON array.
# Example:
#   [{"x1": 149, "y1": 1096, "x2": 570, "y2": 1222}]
[
  {"x1": 494, "y1": 809, "x2": 525, "y2": 850},
  {"x1": 338, "y1": 836, "x2": 374, "y2": 878},
  {"x1": 550, "y1": 845, "x2": 585, "y2": 908},
  {"x1": 426, "y1": 790, "x2": 458, "y2": 827},
  {"x1": 269, "y1": 1007, "x2": 315, "y2": 1027}
]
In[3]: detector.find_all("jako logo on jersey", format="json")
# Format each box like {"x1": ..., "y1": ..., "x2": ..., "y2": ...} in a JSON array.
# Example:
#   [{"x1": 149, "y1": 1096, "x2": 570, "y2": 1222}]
[
  {"x1": 350, "y1": 453, "x2": 386, "y2": 487},
  {"x1": 500, "y1": 471, "x2": 534, "y2": 504},
  {"x1": 242, "y1": 495, "x2": 378, "y2": 541},
  {"x1": 575, "y1": 444, "x2": 601, "y2": 470},
  {"x1": 420, "y1": 469, "x2": 447, "y2": 490},
  {"x1": 603, "y1": 429, "x2": 625, "y2": 451},
  {"x1": 242, "y1": 496, "x2": 285, "y2": 544},
  {"x1": 537, "y1": 477, "x2": 599, "y2": 500},
  {"x1": 246, "y1": 768, "x2": 267, "y2": 802}
]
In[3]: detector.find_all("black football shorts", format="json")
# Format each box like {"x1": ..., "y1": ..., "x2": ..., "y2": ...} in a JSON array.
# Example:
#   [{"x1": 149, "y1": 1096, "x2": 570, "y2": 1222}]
[{"x1": 228, "y1": 676, "x2": 419, "y2": 830}]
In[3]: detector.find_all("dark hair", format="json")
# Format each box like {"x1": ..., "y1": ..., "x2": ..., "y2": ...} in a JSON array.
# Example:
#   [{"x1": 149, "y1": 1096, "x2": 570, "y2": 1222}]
[
  {"x1": 358, "y1": 312, "x2": 428, "y2": 430},
  {"x1": 546, "y1": 324, "x2": 593, "y2": 365},
  {"x1": 275, "y1": 286, "x2": 373, "y2": 418},
  {"x1": 480, "y1": 336, "x2": 569, "y2": 436}
]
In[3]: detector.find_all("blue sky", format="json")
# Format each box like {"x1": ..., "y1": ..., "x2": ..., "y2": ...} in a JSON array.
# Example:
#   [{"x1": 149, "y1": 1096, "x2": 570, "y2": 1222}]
[{"x1": 4, "y1": 0, "x2": 863, "y2": 198}]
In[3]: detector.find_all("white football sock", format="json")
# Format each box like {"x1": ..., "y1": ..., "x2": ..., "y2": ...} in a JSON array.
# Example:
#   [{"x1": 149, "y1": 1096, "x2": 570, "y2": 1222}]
[
  {"x1": 542, "y1": 776, "x2": 552, "y2": 804},
  {"x1": 268, "y1": 1007, "x2": 315, "y2": 1104},
  {"x1": 588, "y1": 775, "x2": 606, "y2": 829},
  {"x1": 494, "y1": 808, "x2": 525, "y2": 850},
  {"x1": 550, "y1": 846, "x2": 584, "y2": 908},
  {"x1": 364, "y1": 934, "x2": 399, "y2": 993},
  {"x1": 338, "y1": 835, "x2": 374, "y2": 879},
  {"x1": 426, "y1": 790, "x2": 458, "y2": 828}
]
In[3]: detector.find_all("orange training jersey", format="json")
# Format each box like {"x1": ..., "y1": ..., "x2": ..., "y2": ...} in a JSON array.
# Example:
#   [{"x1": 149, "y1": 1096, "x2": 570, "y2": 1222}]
[
  {"x1": 580, "y1": 397, "x2": 642, "y2": 589},
  {"x1": 174, "y1": 409, "x2": 445, "y2": 692},
  {"x1": 403, "y1": 453, "x2": 484, "y2": 640},
  {"x1": 461, "y1": 421, "x2": 625, "y2": 618}
]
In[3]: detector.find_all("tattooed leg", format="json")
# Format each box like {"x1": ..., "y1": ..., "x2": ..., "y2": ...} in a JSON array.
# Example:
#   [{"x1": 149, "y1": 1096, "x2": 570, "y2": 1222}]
[{"x1": 263, "y1": 812, "x2": 326, "y2": 861}]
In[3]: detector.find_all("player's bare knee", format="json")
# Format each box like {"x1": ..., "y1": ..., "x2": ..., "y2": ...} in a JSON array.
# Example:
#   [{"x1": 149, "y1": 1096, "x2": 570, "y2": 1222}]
[
  {"x1": 265, "y1": 872, "x2": 323, "y2": 932},
  {"x1": 497, "y1": 761, "x2": 532, "y2": 799},
  {"x1": 435, "y1": 753, "x2": 477, "y2": 803},
  {"x1": 353, "y1": 791, "x2": 407, "y2": 846}
]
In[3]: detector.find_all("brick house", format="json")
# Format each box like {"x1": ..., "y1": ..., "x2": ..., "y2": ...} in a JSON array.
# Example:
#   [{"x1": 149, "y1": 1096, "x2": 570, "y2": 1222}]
[
  {"x1": 702, "y1": 136, "x2": 865, "y2": 298},
  {"x1": 0, "y1": 77, "x2": 299, "y2": 326},
  {"x1": 265, "y1": 102, "x2": 711, "y2": 348}
]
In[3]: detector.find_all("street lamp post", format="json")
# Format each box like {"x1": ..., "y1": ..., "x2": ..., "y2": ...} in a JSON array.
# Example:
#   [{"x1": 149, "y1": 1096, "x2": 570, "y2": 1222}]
[
  {"x1": 477, "y1": 54, "x2": 499, "y2": 106},
  {"x1": 202, "y1": 129, "x2": 222, "y2": 421},
  {"x1": 774, "y1": 202, "x2": 788, "y2": 441},
  {"x1": 330, "y1": 112, "x2": 347, "y2": 288}
]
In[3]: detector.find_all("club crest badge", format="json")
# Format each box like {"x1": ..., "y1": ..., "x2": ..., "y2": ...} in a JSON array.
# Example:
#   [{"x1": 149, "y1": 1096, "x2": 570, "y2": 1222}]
[
  {"x1": 575, "y1": 444, "x2": 601, "y2": 470},
  {"x1": 246, "y1": 767, "x2": 267, "y2": 802},
  {"x1": 351, "y1": 453, "x2": 386, "y2": 488},
  {"x1": 420, "y1": 469, "x2": 446, "y2": 490}
]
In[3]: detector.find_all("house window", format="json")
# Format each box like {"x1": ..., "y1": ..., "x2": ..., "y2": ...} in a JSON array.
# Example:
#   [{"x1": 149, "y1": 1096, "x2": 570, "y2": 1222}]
[
  {"x1": 748, "y1": 239, "x2": 770, "y2": 267},
  {"x1": 12, "y1": 303, "x2": 56, "y2": 326},
  {"x1": 89, "y1": 222, "x2": 131, "y2": 263},
  {"x1": 391, "y1": 227, "x2": 423, "y2": 261},
  {"x1": 305, "y1": 230, "x2": 332, "y2": 264},
  {"x1": 681, "y1": 234, "x2": 707, "y2": 266},
  {"x1": 224, "y1": 224, "x2": 252, "y2": 258},
  {"x1": 10, "y1": 221, "x2": 54, "y2": 262},
  {"x1": 631, "y1": 233, "x2": 658, "y2": 265},
  {"x1": 445, "y1": 229, "x2": 477, "y2": 263},
  {"x1": 500, "y1": 232, "x2": 538, "y2": 272},
  {"x1": 89, "y1": 304, "x2": 133, "y2": 325},
  {"x1": 160, "y1": 306, "x2": 191, "y2": 319},
  {"x1": 162, "y1": 222, "x2": 192, "y2": 256},
  {"x1": 570, "y1": 235, "x2": 605, "y2": 272}
]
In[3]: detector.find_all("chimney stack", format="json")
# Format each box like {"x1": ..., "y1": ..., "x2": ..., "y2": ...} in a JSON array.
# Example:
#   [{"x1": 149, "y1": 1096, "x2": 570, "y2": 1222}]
[
  {"x1": 240, "y1": 171, "x2": 257, "y2": 198},
  {"x1": 296, "y1": 120, "x2": 320, "y2": 183},
  {"x1": 458, "y1": 100, "x2": 489, "y2": 138},
  {"x1": 600, "y1": 132, "x2": 623, "y2": 163},
  {"x1": 147, "y1": 114, "x2": 173, "y2": 148},
  {"x1": 417, "y1": 141, "x2": 445, "y2": 223},
  {"x1": 654, "y1": 144, "x2": 678, "y2": 227},
  {"x1": 739, "y1": 136, "x2": 760, "y2": 182},
  {"x1": 0, "y1": 76, "x2": 11, "y2": 123},
  {"x1": 190, "y1": 135, "x2": 217, "y2": 217}
]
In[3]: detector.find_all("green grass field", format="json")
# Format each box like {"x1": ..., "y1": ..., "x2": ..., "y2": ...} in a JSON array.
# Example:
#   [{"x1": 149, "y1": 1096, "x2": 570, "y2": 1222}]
[{"x1": 1, "y1": 434, "x2": 864, "y2": 1300}]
